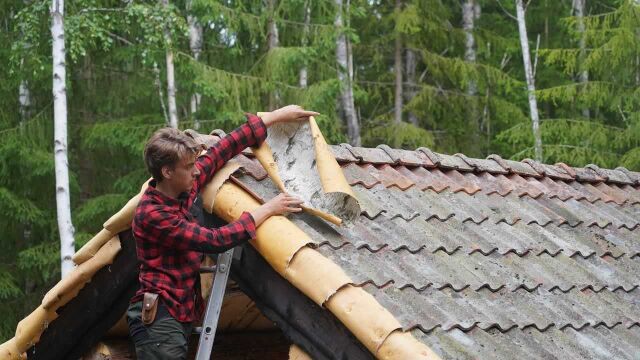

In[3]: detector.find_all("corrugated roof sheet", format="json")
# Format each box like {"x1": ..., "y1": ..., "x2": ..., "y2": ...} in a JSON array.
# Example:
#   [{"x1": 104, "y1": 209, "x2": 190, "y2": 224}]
[{"x1": 234, "y1": 144, "x2": 640, "y2": 360}]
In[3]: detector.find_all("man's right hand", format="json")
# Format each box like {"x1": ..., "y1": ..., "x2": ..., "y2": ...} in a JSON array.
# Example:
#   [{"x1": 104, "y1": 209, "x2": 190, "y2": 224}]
[{"x1": 250, "y1": 193, "x2": 304, "y2": 227}]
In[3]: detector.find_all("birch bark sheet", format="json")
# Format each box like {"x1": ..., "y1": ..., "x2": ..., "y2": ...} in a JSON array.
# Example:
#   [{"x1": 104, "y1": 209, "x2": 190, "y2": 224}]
[{"x1": 252, "y1": 116, "x2": 360, "y2": 225}]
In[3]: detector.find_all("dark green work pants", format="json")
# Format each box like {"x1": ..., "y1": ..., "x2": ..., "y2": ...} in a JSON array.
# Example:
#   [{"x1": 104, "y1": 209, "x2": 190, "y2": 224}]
[{"x1": 126, "y1": 301, "x2": 193, "y2": 360}]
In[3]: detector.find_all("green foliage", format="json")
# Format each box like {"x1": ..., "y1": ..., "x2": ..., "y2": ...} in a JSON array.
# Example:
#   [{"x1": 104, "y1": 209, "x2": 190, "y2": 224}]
[{"x1": 0, "y1": 0, "x2": 638, "y2": 343}]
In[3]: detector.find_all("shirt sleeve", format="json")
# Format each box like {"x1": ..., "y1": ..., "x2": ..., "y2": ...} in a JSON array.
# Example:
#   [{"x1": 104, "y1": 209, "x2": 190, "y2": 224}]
[
  {"x1": 195, "y1": 114, "x2": 267, "y2": 189},
  {"x1": 142, "y1": 207, "x2": 257, "y2": 253}
]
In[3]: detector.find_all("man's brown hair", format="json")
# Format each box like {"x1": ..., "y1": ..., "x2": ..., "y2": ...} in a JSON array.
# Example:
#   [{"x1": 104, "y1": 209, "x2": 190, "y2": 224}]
[{"x1": 144, "y1": 128, "x2": 203, "y2": 181}]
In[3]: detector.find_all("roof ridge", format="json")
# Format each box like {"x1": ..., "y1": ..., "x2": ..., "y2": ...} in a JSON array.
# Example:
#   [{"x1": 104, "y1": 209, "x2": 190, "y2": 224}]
[{"x1": 320, "y1": 143, "x2": 640, "y2": 186}]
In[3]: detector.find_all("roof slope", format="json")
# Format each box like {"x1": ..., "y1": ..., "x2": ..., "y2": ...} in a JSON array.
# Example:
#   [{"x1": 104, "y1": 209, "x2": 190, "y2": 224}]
[{"x1": 234, "y1": 144, "x2": 640, "y2": 360}]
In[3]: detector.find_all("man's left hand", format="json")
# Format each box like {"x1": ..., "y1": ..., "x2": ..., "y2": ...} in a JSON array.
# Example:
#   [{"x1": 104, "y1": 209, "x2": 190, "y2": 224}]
[{"x1": 260, "y1": 105, "x2": 320, "y2": 127}]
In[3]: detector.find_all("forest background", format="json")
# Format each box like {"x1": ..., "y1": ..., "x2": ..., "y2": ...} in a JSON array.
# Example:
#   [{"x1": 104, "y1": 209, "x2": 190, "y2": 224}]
[{"x1": 0, "y1": 0, "x2": 638, "y2": 340}]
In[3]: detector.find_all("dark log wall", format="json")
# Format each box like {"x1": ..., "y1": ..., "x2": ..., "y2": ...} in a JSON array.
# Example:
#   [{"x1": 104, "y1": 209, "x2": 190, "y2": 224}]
[{"x1": 28, "y1": 230, "x2": 139, "y2": 360}]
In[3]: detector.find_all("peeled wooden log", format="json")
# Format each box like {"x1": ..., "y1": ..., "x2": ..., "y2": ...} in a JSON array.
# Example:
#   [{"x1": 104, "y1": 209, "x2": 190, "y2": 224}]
[
  {"x1": 103, "y1": 179, "x2": 150, "y2": 234},
  {"x1": 72, "y1": 228, "x2": 113, "y2": 265},
  {"x1": 284, "y1": 246, "x2": 351, "y2": 306},
  {"x1": 102, "y1": 194, "x2": 141, "y2": 234},
  {"x1": 43, "y1": 237, "x2": 121, "y2": 310}
]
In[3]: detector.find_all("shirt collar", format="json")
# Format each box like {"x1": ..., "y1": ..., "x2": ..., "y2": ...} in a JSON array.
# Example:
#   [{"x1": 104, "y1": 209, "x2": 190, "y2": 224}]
[{"x1": 146, "y1": 179, "x2": 189, "y2": 207}]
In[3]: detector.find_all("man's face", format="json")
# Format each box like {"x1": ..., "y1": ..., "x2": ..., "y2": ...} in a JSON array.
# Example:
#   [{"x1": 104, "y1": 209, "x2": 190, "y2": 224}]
[{"x1": 164, "y1": 153, "x2": 200, "y2": 193}]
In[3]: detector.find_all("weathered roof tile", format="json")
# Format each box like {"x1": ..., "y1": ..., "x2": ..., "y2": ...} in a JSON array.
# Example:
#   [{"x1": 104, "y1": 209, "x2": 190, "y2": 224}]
[
  {"x1": 343, "y1": 144, "x2": 394, "y2": 164},
  {"x1": 456, "y1": 153, "x2": 508, "y2": 174},
  {"x1": 436, "y1": 153, "x2": 474, "y2": 171},
  {"x1": 587, "y1": 164, "x2": 633, "y2": 185},
  {"x1": 616, "y1": 167, "x2": 640, "y2": 185},
  {"x1": 573, "y1": 166, "x2": 606, "y2": 183},
  {"x1": 487, "y1": 155, "x2": 541, "y2": 177},
  {"x1": 416, "y1": 147, "x2": 442, "y2": 166},
  {"x1": 330, "y1": 144, "x2": 359, "y2": 163},
  {"x1": 376, "y1": 145, "x2": 435, "y2": 167},
  {"x1": 372, "y1": 165, "x2": 415, "y2": 190},
  {"x1": 522, "y1": 159, "x2": 574, "y2": 180}
]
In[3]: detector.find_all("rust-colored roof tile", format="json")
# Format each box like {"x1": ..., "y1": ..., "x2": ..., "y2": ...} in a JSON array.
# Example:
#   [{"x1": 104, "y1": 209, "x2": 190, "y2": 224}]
[
  {"x1": 538, "y1": 177, "x2": 588, "y2": 202},
  {"x1": 568, "y1": 181, "x2": 616, "y2": 204},
  {"x1": 235, "y1": 154, "x2": 268, "y2": 180},
  {"x1": 331, "y1": 144, "x2": 359, "y2": 163},
  {"x1": 476, "y1": 172, "x2": 515, "y2": 196},
  {"x1": 615, "y1": 167, "x2": 640, "y2": 185},
  {"x1": 594, "y1": 183, "x2": 632, "y2": 205},
  {"x1": 441, "y1": 170, "x2": 482, "y2": 194},
  {"x1": 523, "y1": 176, "x2": 559, "y2": 197},
  {"x1": 619, "y1": 185, "x2": 640, "y2": 204},
  {"x1": 563, "y1": 180, "x2": 600, "y2": 203},
  {"x1": 341, "y1": 163, "x2": 382, "y2": 188},
  {"x1": 522, "y1": 159, "x2": 574, "y2": 180},
  {"x1": 455, "y1": 154, "x2": 508, "y2": 174},
  {"x1": 554, "y1": 163, "x2": 577, "y2": 178},
  {"x1": 572, "y1": 167, "x2": 606, "y2": 183},
  {"x1": 377, "y1": 145, "x2": 435, "y2": 167},
  {"x1": 587, "y1": 165, "x2": 633, "y2": 185},
  {"x1": 396, "y1": 166, "x2": 450, "y2": 192},
  {"x1": 372, "y1": 165, "x2": 415, "y2": 190},
  {"x1": 506, "y1": 174, "x2": 544, "y2": 198},
  {"x1": 436, "y1": 153, "x2": 474, "y2": 172},
  {"x1": 344, "y1": 144, "x2": 394, "y2": 164}
]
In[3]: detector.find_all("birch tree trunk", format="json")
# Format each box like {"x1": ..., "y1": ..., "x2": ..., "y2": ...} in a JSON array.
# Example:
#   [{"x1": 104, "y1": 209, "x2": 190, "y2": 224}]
[
  {"x1": 573, "y1": 0, "x2": 589, "y2": 118},
  {"x1": 335, "y1": 0, "x2": 360, "y2": 146},
  {"x1": 19, "y1": 79, "x2": 32, "y2": 123},
  {"x1": 404, "y1": 49, "x2": 418, "y2": 126},
  {"x1": 463, "y1": 0, "x2": 481, "y2": 154},
  {"x1": 19, "y1": 1, "x2": 33, "y2": 125},
  {"x1": 51, "y1": 0, "x2": 75, "y2": 278},
  {"x1": 267, "y1": 0, "x2": 280, "y2": 110},
  {"x1": 299, "y1": 1, "x2": 310, "y2": 88},
  {"x1": 162, "y1": 0, "x2": 178, "y2": 128},
  {"x1": 462, "y1": 0, "x2": 477, "y2": 96},
  {"x1": 187, "y1": 0, "x2": 203, "y2": 126},
  {"x1": 394, "y1": 0, "x2": 403, "y2": 124},
  {"x1": 516, "y1": 0, "x2": 542, "y2": 161}
]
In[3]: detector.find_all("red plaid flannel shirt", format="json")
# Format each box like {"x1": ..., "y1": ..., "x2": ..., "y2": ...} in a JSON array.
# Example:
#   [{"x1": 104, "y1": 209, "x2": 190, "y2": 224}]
[{"x1": 130, "y1": 114, "x2": 267, "y2": 323}]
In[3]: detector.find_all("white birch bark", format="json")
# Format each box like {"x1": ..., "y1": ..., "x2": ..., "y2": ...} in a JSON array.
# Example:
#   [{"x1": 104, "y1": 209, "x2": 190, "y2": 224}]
[
  {"x1": 19, "y1": 1, "x2": 33, "y2": 124},
  {"x1": 516, "y1": 0, "x2": 542, "y2": 161},
  {"x1": 394, "y1": 0, "x2": 403, "y2": 124},
  {"x1": 463, "y1": 0, "x2": 481, "y2": 153},
  {"x1": 335, "y1": 0, "x2": 360, "y2": 146},
  {"x1": 162, "y1": 0, "x2": 178, "y2": 128},
  {"x1": 187, "y1": 0, "x2": 203, "y2": 124},
  {"x1": 299, "y1": 1, "x2": 310, "y2": 88},
  {"x1": 405, "y1": 49, "x2": 418, "y2": 126},
  {"x1": 463, "y1": 0, "x2": 477, "y2": 95},
  {"x1": 51, "y1": 0, "x2": 75, "y2": 278},
  {"x1": 267, "y1": 0, "x2": 280, "y2": 110},
  {"x1": 19, "y1": 79, "x2": 32, "y2": 123},
  {"x1": 573, "y1": 0, "x2": 589, "y2": 118}
]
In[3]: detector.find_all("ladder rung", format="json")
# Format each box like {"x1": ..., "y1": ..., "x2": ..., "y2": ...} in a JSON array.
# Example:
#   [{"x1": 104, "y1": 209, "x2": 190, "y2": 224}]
[{"x1": 199, "y1": 265, "x2": 217, "y2": 273}]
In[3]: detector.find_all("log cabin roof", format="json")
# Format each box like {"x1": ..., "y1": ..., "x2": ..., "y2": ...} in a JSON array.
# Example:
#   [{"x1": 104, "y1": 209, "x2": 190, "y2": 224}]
[{"x1": 2, "y1": 132, "x2": 639, "y2": 359}]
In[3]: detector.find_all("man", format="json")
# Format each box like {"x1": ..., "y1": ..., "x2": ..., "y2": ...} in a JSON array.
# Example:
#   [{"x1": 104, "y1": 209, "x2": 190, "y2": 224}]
[{"x1": 127, "y1": 105, "x2": 318, "y2": 359}]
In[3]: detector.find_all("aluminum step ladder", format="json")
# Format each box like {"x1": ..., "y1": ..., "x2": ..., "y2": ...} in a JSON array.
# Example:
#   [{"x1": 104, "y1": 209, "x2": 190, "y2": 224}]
[{"x1": 193, "y1": 247, "x2": 240, "y2": 360}]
